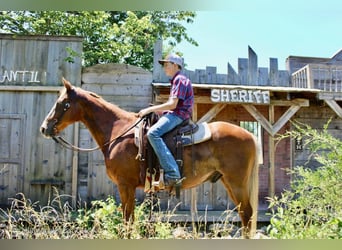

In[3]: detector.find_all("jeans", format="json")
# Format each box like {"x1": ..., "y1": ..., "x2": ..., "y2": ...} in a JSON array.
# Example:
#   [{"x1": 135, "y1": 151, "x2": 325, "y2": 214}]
[{"x1": 147, "y1": 113, "x2": 183, "y2": 180}]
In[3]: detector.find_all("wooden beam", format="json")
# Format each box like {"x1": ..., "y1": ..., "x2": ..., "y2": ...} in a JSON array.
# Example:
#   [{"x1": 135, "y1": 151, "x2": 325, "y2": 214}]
[
  {"x1": 242, "y1": 104, "x2": 274, "y2": 135},
  {"x1": 0, "y1": 85, "x2": 61, "y2": 92},
  {"x1": 324, "y1": 99, "x2": 342, "y2": 118},
  {"x1": 197, "y1": 103, "x2": 227, "y2": 123},
  {"x1": 268, "y1": 105, "x2": 275, "y2": 198},
  {"x1": 243, "y1": 99, "x2": 309, "y2": 136},
  {"x1": 272, "y1": 105, "x2": 301, "y2": 134},
  {"x1": 274, "y1": 98, "x2": 309, "y2": 107},
  {"x1": 191, "y1": 104, "x2": 198, "y2": 221},
  {"x1": 156, "y1": 94, "x2": 309, "y2": 106},
  {"x1": 317, "y1": 92, "x2": 342, "y2": 101},
  {"x1": 153, "y1": 82, "x2": 321, "y2": 93}
]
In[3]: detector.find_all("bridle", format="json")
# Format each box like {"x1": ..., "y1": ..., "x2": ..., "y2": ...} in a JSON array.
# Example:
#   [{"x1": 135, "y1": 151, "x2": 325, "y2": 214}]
[
  {"x1": 53, "y1": 117, "x2": 144, "y2": 152},
  {"x1": 50, "y1": 99, "x2": 145, "y2": 152}
]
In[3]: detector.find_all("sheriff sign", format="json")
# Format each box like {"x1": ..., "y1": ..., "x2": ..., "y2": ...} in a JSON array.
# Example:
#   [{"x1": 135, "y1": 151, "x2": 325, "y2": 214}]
[{"x1": 211, "y1": 88, "x2": 270, "y2": 104}]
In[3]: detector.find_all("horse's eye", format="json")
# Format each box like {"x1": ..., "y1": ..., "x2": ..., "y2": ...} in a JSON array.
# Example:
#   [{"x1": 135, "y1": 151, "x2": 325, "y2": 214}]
[{"x1": 64, "y1": 102, "x2": 70, "y2": 111}]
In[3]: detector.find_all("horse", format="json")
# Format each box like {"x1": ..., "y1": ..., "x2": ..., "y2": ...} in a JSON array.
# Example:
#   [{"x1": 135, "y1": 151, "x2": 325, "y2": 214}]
[{"x1": 40, "y1": 78, "x2": 259, "y2": 238}]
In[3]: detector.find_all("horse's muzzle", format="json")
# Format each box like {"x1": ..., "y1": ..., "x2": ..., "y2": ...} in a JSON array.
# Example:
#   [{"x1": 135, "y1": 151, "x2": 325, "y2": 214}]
[
  {"x1": 40, "y1": 119, "x2": 58, "y2": 138},
  {"x1": 40, "y1": 126, "x2": 49, "y2": 137}
]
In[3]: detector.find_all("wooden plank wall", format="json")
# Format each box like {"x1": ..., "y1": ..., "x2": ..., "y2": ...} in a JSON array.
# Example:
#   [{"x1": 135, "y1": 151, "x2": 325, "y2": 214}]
[
  {"x1": 79, "y1": 63, "x2": 153, "y2": 203},
  {"x1": 293, "y1": 106, "x2": 342, "y2": 170},
  {"x1": 0, "y1": 34, "x2": 82, "y2": 206},
  {"x1": 78, "y1": 63, "x2": 239, "y2": 210},
  {"x1": 0, "y1": 114, "x2": 24, "y2": 203}
]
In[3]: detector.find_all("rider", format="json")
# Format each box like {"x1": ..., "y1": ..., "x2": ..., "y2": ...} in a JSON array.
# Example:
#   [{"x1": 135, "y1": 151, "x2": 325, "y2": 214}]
[{"x1": 137, "y1": 53, "x2": 194, "y2": 187}]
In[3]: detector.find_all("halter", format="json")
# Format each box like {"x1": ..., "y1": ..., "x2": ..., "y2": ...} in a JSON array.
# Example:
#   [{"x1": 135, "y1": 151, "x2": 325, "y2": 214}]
[{"x1": 52, "y1": 116, "x2": 145, "y2": 152}]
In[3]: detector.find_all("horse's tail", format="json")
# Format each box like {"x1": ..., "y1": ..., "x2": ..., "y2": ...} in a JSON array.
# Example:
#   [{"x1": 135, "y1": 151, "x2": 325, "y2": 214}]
[{"x1": 248, "y1": 135, "x2": 259, "y2": 237}]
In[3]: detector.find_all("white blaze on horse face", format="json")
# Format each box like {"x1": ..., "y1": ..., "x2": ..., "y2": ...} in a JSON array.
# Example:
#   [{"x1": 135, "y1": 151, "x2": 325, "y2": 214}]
[
  {"x1": 40, "y1": 87, "x2": 67, "y2": 137},
  {"x1": 40, "y1": 102, "x2": 57, "y2": 137}
]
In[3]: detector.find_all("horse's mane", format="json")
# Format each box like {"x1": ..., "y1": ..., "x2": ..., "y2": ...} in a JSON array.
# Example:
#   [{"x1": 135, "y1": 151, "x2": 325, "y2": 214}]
[
  {"x1": 88, "y1": 91, "x2": 101, "y2": 99},
  {"x1": 73, "y1": 86, "x2": 103, "y2": 101}
]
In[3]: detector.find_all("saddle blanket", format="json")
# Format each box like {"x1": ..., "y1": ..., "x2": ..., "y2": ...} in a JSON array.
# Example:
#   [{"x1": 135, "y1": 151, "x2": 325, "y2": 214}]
[
  {"x1": 134, "y1": 121, "x2": 211, "y2": 148},
  {"x1": 181, "y1": 122, "x2": 211, "y2": 146}
]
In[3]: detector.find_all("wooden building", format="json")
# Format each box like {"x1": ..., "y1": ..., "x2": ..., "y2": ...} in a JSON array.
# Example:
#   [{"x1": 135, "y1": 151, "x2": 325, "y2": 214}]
[
  {"x1": 0, "y1": 34, "x2": 83, "y2": 206},
  {"x1": 1, "y1": 34, "x2": 342, "y2": 213},
  {"x1": 0, "y1": 34, "x2": 153, "y2": 206},
  {"x1": 152, "y1": 40, "x2": 342, "y2": 209}
]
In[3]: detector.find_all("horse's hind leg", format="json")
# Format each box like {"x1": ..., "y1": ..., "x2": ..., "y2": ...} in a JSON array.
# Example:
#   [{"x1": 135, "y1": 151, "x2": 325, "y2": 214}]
[{"x1": 220, "y1": 177, "x2": 253, "y2": 237}]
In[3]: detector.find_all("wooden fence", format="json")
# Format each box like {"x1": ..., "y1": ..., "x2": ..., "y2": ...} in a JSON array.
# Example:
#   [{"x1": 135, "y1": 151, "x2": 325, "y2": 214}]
[
  {"x1": 153, "y1": 40, "x2": 290, "y2": 86},
  {"x1": 78, "y1": 63, "x2": 153, "y2": 203}
]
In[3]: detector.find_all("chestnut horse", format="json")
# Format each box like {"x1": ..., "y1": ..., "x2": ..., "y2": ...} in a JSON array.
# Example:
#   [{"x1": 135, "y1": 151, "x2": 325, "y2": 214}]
[{"x1": 40, "y1": 78, "x2": 259, "y2": 237}]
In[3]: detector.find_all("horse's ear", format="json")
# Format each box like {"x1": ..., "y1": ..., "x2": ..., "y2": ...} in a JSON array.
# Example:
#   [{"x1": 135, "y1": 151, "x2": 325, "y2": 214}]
[{"x1": 62, "y1": 77, "x2": 73, "y2": 91}]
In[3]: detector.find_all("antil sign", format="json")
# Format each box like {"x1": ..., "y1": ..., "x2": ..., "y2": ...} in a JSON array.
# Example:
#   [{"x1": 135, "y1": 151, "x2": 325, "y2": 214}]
[
  {"x1": 0, "y1": 70, "x2": 45, "y2": 84},
  {"x1": 211, "y1": 88, "x2": 270, "y2": 104}
]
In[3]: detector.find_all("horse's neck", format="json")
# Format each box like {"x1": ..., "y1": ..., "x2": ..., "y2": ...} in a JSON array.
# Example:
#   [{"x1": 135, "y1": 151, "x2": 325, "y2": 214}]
[{"x1": 80, "y1": 99, "x2": 135, "y2": 149}]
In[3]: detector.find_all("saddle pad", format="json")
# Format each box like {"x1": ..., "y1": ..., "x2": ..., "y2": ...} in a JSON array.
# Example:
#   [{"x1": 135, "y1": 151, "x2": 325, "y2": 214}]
[
  {"x1": 134, "y1": 121, "x2": 212, "y2": 148},
  {"x1": 182, "y1": 122, "x2": 211, "y2": 146}
]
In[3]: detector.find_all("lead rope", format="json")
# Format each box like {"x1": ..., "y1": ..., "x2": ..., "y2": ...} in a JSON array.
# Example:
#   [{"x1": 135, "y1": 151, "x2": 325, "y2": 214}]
[{"x1": 53, "y1": 117, "x2": 145, "y2": 152}]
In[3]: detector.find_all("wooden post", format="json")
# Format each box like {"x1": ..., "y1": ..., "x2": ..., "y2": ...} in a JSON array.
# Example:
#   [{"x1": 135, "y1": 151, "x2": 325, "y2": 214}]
[
  {"x1": 153, "y1": 39, "x2": 162, "y2": 82},
  {"x1": 268, "y1": 105, "x2": 275, "y2": 198},
  {"x1": 71, "y1": 123, "x2": 79, "y2": 207},
  {"x1": 248, "y1": 46, "x2": 258, "y2": 85},
  {"x1": 269, "y1": 58, "x2": 279, "y2": 86},
  {"x1": 306, "y1": 65, "x2": 313, "y2": 89},
  {"x1": 191, "y1": 103, "x2": 198, "y2": 219}
]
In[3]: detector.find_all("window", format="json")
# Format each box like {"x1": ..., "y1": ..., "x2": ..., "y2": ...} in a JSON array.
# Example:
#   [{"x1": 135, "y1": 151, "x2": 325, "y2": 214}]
[{"x1": 240, "y1": 121, "x2": 263, "y2": 164}]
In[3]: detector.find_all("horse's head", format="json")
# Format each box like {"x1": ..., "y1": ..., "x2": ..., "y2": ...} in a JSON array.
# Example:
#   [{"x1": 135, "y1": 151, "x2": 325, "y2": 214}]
[{"x1": 40, "y1": 78, "x2": 80, "y2": 138}]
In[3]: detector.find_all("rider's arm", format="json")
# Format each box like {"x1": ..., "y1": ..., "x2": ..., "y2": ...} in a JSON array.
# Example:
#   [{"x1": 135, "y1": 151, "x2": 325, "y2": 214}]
[{"x1": 137, "y1": 97, "x2": 178, "y2": 117}]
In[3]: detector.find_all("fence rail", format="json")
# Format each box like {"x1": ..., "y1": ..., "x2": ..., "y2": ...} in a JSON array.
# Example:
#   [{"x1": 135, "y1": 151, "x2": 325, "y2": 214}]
[{"x1": 292, "y1": 64, "x2": 342, "y2": 92}]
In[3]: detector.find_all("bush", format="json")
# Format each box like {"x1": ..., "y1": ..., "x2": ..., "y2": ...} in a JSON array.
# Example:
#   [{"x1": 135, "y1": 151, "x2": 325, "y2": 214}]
[{"x1": 267, "y1": 120, "x2": 342, "y2": 239}]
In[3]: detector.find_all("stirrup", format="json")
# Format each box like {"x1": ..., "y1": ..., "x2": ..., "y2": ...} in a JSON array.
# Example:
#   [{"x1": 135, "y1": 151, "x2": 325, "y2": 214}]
[
  {"x1": 151, "y1": 169, "x2": 165, "y2": 190},
  {"x1": 152, "y1": 180, "x2": 165, "y2": 190}
]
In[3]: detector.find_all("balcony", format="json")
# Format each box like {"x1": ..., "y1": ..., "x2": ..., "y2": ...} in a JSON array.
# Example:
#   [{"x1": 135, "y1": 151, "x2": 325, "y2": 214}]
[{"x1": 292, "y1": 64, "x2": 342, "y2": 92}]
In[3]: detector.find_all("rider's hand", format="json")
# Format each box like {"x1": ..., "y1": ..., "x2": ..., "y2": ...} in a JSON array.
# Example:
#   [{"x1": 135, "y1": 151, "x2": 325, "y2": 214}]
[{"x1": 136, "y1": 108, "x2": 151, "y2": 118}]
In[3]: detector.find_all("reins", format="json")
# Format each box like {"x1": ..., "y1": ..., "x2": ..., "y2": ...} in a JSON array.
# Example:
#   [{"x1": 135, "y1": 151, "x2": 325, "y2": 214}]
[{"x1": 53, "y1": 116, "x2": 145, "y2": 152}]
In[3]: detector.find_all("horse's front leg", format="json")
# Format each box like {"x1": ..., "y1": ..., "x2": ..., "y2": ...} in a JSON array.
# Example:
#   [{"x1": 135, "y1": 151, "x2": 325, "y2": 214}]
[{"x1": 117, "y1": 184, "x2": 136, "y2": 221}]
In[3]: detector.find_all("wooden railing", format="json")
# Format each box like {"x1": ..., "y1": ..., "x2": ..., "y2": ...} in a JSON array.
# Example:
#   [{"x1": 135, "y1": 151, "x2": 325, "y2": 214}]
[{"x1": 292, "y1": 64, "x2": 342, "y2": 92}]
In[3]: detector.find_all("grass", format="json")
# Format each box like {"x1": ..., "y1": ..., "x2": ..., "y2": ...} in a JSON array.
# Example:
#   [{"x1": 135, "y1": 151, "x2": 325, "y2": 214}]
[{"x1": 0, "y1": 189, "x2": 265, "y2": 239}]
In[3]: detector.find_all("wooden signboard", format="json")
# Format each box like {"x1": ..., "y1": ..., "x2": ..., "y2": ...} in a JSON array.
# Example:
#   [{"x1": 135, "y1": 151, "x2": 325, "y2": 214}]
[{"x1": 211, "y1": 88, "x2": 270, "y2": 104}]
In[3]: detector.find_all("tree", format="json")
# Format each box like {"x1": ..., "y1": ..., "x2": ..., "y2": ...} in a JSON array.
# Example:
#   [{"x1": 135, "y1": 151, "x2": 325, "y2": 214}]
[{"x1": 0, "y1": 11, "x2": 198, "y2": 70}]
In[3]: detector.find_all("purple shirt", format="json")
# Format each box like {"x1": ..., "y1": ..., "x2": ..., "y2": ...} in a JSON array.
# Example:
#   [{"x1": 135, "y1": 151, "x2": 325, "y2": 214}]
[{"x1": 166, "y1": 71, "x2": 194, "y2": 120}]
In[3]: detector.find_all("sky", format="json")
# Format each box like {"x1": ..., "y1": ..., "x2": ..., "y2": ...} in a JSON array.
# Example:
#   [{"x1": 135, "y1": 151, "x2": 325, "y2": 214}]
[{"x1": 175, "y1": 0, "x2": 342, "y2": 73}]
